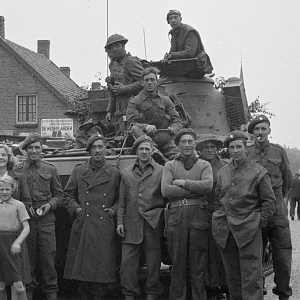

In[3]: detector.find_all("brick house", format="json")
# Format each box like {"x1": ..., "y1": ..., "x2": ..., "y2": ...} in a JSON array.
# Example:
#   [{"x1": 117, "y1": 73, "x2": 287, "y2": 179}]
[{"x1": 0, "y1": 16, "x2": 88, "y2": 136}]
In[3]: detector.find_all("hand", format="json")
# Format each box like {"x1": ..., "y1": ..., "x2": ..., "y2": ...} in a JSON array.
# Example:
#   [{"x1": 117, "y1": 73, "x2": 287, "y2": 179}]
[
  {"x1": 75, "y1": 207, "x2": 82, "y2": 216},
  {"x1": 104, "y1": 208, "x2": 116, "y2": 219},
  {"x1": 168, "y1": 126, "x2": 177, "y2": 136},
  {"x1": 146, "y1": 125, "x2": 157, "y2": 135},
  {"x1": 172, "y1": 179, "x2": 186, "y2": 188},
  {"x1": 161, "y1": 53, "x2": 171, "y2": 64},
  {"x1": 112, "y1": 82, "x2": 125, "y2": 95},
  {"x1": 28, "y1": 206, "x2": 35, "y2": 218},
  {"x1": 39, "y1": 204, "x2": 51, "y2": 216},
  {"x1": 11, "y1": 241, "x2": 21, "y2": 254},
  {"x1": 105, "y1": 76, "x2": 112, "y2": 84},
  {"x1": 105, "y1": 112, "x2": 112, "y2": 122},
  {"x1": 116, "y1": 225, "x2": 125, "y2": 237}
]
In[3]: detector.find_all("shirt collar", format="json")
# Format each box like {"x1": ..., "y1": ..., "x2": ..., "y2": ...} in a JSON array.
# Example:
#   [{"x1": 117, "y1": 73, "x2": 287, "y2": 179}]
[
  {"x1": 132, "y1": 158, "x2": 154, "y2": 173},
  {"x1": 26, "y1": 159, "x2": 41, "y2": 168},
  {"x1": 139, "y1": 90, "x2": 159, "y2": 100},
  {"x1": 255, "y1": 140, "x2": 270, "y2": 154},
  {"x1": 0, "y1": 199, "x2": 14, "y2": 205}
]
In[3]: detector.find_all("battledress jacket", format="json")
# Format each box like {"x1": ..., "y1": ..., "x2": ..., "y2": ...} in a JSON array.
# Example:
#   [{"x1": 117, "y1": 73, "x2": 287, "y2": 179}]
[
  {"x1": 63, "y1": 160, "x2": 120, "y2": 283},
  {"x1": 117, "y1": 159, "x2": 165, "y2": 244},
  {"x1": 126, "y1": 90, "x2": 182, "y2": 133},
  {"x1": 212, "y1": 159, "x2": 276, "y2": 249},
  {"x1": 106, "y1": 52, "x2": 144, "y2": 117}
]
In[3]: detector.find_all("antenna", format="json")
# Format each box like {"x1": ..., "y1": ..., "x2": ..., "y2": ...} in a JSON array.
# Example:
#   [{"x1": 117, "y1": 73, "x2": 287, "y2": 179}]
[
  {"x1": 143, "y1": 29, "x2": 147, "y2": 60},
  {"x1": 106, "y1": 0, "x2": 109, "y2": 77}
]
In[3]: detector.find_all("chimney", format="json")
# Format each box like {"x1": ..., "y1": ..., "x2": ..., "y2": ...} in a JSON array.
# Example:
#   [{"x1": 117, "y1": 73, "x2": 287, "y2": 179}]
[
  {"x1": 37, "y1": 40, "x2": 50, "y2": 59},
  {"x1": 91, "y1": 82, "x2": 101, "y2": 90},
  {"x1": 60, "y1": 67, "x2": 71, "y2": 78},
  {"x1": 0, "y1": 16, "x2": 5, "y2": 38}
]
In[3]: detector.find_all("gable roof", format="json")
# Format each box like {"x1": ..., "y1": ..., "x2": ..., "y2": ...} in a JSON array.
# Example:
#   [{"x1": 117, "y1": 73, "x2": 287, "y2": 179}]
[{"x1": 0, "y1": 37, "x2": 88, "y2": 106}]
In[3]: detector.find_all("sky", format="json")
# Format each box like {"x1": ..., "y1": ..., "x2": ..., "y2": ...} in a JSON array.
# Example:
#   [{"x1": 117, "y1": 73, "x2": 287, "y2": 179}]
[{"x1": 2, "y1": 0, "x2": 300, "y2": 148}]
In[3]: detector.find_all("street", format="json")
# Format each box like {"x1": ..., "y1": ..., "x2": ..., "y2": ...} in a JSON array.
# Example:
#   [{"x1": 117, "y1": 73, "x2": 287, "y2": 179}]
[{"x1": 264, "y1": 213, "x2": 300, "y2": 299}]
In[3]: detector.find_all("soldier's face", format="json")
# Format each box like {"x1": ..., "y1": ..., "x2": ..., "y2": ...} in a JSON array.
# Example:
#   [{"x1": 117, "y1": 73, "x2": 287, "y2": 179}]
[
  {"x1": 110, "y1": 42, "x2": 125, "y2": 58},
  {"x1": 253, "y1": 123, "x2": 271, "y2": 144},
  {"x1": 143, "y1": 73, "x2": 158, "y2": 93},
  {"x1": 168, "y1": 15, "x2": 182, "y2": 29},
  {"x1": 228, "y1": 140, "x2": 247, "y2": 164},
  {"x1": 91, "y1": 140, "x2": 106, "y2": 162},
  {"x1": 178, "y1": 134, "x2": 195, "y2": 158},
  {"x1": 201, "y1": 142, "x2": 218, "y2": 162},
  {"x1": 137, "y1": 142, "x2": 153, "y2": 164},
  {"x1": 26, "y1": 141, "x2": 42, "y2": 162}
]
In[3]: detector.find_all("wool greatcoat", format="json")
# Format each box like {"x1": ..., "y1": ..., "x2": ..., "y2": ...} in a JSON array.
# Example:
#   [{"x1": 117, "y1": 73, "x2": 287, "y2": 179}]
[{"x1": 63, "y1": 160, "x2": 120, "y2": 283}]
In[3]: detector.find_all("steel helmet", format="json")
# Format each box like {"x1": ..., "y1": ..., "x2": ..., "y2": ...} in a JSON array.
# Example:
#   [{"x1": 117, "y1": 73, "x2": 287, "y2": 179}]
[{"x1": 104, "y1": 34, "x2": 128, "y2": 49}]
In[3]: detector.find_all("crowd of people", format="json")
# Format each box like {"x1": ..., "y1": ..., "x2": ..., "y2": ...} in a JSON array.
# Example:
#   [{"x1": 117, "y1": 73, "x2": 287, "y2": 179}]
[{"x1": 0, "y1": 9, "x2": 293, "y2": 300}]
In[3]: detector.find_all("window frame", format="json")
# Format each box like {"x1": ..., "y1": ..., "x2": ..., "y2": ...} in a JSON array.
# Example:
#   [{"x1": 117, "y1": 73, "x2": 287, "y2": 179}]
[{"x1": 15, "y1": 94, "x2": 38, "y2": 125}]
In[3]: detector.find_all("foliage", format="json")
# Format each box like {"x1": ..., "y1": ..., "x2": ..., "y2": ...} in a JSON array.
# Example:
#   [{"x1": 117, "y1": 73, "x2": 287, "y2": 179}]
[
  {"x1": 214, "y1": 76, "x2": 226, "y2": 92},
  {"x1": 72, "y1": 99, "x2": 90, "y2": 124},
  {"x1": 285, "y1": 146, "x2": 300, "y2": 174},
  {"x1": 248, "y1": 96, "x2": 275, "y2": 118}
]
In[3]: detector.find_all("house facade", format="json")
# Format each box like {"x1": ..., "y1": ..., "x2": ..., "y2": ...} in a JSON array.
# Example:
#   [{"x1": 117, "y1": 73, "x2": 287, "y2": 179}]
[{"x1": 0, "y1": 16, "x2": 87, "y2": 137}]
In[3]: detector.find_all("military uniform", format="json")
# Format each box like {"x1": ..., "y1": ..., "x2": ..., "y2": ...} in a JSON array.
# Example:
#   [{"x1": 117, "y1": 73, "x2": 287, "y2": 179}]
[
  {"x1": 248, "y1": 141, "x2": 293, "y2": 299},
  {"x1": 106, "y1": 52, "x2": 144, "y2": 134},
  {"x1": 17, "y1": 158, "x2": 63, "y2": 297},
  {"x1": 127, "y1": 90, "x2": 182, "y2": 159}
]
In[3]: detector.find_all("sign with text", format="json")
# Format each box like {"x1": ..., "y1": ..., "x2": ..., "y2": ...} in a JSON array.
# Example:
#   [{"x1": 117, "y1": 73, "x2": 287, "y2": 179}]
[{"x1": 41, "y1": 119, "x2": 73, "y2": 138}]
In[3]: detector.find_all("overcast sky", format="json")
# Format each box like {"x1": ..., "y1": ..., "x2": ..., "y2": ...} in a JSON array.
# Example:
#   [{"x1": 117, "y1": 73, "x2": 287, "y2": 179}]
[{"x1": 2, "y1": 0, "x2": 300, "y2": 148}]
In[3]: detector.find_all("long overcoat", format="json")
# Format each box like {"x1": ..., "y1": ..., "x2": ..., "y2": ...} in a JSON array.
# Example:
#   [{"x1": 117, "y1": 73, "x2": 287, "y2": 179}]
[{"x1": 63, "y1": 160, "x2": 120, "y2": 283}]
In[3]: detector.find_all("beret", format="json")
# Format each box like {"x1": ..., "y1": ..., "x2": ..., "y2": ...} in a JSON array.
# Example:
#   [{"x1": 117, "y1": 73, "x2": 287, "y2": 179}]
[
  {"x1": 132, "y1": 135, "x2": 154, "y2": 154},
  {"x1": 86, "y1": 133, "x2": 106, "y2": 152},
  {"x1": 21, "y1": 133, "x2": 43, "y2": 150},
  {"x1": 248, "y1": 114, "x2": 270, "y2": 134},
  {"x1": 196, "y1": 134, "x2": 223, "y2": 150},
  {"x1": 224, "y1": 131, "x2": 248, "y2": 148},
  {"x1": 174, "y1": 128, "x2": 197, "y2": 145}
]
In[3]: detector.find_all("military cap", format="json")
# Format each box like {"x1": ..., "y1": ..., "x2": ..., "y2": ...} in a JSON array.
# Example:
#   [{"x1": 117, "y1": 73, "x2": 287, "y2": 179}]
[
  {"x1": 196, "y1": 134, "x2": 223, "y2": 151},
  {"x1": 21, "y1": 133, "x2": 43, "y2": 150},
  {"x1": 174, "y1": 128, "x2": 197, "y2": 145},
  {"x1": 248, "y1": 114, "x2": 270, "y2": 134},
  {"x1": 86, "y1": 133, "x2": 106, "y2": 152},
  {"x1": 104, "y1": 34, "x2": 128, "y2": 49},
  {"x1": 166, "y1": 9, "x2": 181, "y2": 23},
  {"x1": 224, "y1": 131, "x2": 248, "y2": 148},
  {"x1": 132, "y1": 135, "x2": 154, "y2": 154}
]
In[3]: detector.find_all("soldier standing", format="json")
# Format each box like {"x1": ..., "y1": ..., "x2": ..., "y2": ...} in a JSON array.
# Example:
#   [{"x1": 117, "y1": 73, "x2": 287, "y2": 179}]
[
  {"x1": 17, "y1": 133, "x2": 63, "y2": 300},
  {"x1": 117, "y1": 135, "x2": 164, "y2": 300},
  {"x1": 104, "y1": 34, "x2": 144, "y2": 135},
  {"x1": 248, "y1": 115, "x2": 293, "y2": 300},
  {"x1": 162, "y1": 128, "x2": 213, "y2": 300},
  {"x1": 213, "y1": 131, "x2": 276, "y2": 300},
  {"x1": 196, "y1": 135, "x2": 228, "y2": 298},
  {"x1": 63, "y1": 134, "x2": 120, "y2": 300}
]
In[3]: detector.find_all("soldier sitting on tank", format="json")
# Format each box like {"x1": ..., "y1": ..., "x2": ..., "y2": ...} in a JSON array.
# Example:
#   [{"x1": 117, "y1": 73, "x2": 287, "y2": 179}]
[
  {"x1": 104, "y1": 34, "x2": 144, "y2": 136},
  {"x1": 161, "y1": 9, "x2": 213, "y2": 78},
  {"x1": 126, "y1": 67, "x2": 182, "y2": 161}
]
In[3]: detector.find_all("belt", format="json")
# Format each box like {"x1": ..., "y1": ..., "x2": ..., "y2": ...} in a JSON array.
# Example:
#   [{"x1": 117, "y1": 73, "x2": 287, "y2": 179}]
[{"x1": 168, "y1": 198, "x2": 202, "y2": 209}]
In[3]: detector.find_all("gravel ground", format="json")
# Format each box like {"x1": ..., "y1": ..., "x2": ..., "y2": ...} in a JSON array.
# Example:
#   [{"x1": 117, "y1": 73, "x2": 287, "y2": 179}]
[{"x1": 264, "y1": 212, "x2": 300, "y2": 300}]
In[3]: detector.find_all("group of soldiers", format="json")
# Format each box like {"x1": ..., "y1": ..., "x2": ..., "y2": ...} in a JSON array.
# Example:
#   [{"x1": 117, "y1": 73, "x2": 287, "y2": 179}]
[{"x1": 3, "y1": 8, "x2": 292, "y2": 300}]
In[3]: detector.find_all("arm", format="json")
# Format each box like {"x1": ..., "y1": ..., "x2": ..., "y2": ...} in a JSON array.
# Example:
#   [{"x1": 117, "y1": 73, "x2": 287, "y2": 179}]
[
  {"x1": 116, "y1": 173, "x2": 127, "y2": 237},
  {"x1": 165, "y1": 98, "x2": 182, "y2": 134},
  {"x1": 47, "y1": 166, "x2": 63, "y2": 210},
  {"x1": 126, "y1": 100, "x2": 149, "y2": 132},
  {"x1": 184, "y1": 161, "x2": 213, "y2": 194},
  {"x1": 63, "y1": 167, "x2": 81, "y2": 217},
  {"x1": 213, "y1": 182, "x2": 222, "y2": 211},
  {"x1": 11, "y1": 220, "x2": 30, "y2": 254},
  {"x1": 280, "y1": 149, "x2": 291, "y2": 197},
  {"x1": 170, "y1": 31, "x2": 199, "y2": 59},
  {"x1": 258, "y1": 173, "x2": 276, "y2": 228},
  {"x1": 161, "y1": 162, "x2": 192, "y2": 198},
  {"x1": 106, "y1": 94, "x2": 116, "y2": 114},
  {"x1": 118, "y1": 57, "x2": 144, "y2": 95}
]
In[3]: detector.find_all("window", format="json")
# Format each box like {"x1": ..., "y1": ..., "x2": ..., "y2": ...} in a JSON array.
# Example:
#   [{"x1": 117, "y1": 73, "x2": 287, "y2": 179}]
[{"x1": 16, "y1": 95, "x2": 37, "y2": 124}]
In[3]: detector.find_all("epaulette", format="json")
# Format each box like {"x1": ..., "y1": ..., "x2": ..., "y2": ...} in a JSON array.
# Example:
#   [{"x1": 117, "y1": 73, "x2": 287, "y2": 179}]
[
  {"x1": 221, "y1": 158, "x2": 231, "y2": 165},
  {"x1": 270, "y1": 143, "x2": 284, "y2": 150},
  {"x1": 42, "y1": 160, "x2": 55, "y2": 167}
]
